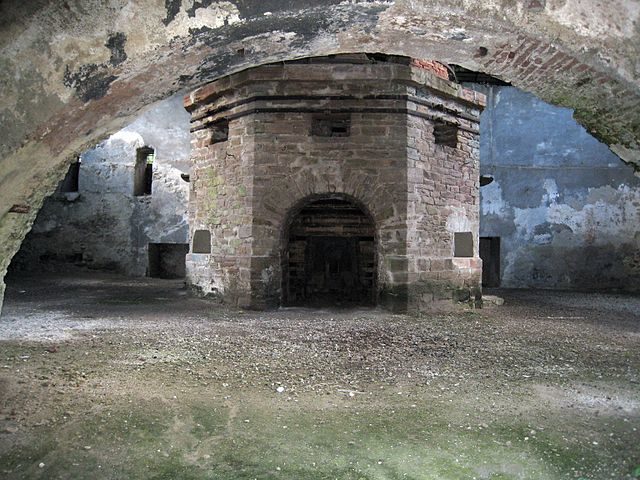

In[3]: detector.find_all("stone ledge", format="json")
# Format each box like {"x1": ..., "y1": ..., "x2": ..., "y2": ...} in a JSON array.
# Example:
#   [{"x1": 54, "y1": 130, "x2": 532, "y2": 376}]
[{"x1": 185, "y1": 56, "x2": 486, "y2": 112}]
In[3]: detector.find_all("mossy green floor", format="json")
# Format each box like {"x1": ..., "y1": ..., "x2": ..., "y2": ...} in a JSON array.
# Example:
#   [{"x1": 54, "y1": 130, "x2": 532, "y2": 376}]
[{"x1": 2, "y1": 382, "x2": 638, "y2": 479}]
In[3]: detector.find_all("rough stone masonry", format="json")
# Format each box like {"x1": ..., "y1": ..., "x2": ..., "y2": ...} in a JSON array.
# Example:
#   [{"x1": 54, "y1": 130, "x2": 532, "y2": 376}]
[{"x1": 183, "y1": 55, "x2": 484, "y2": 313}]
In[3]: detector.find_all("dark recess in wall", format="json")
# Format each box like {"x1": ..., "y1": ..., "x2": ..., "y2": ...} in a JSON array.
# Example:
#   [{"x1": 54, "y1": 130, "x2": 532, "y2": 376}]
[
  {"x1": 434, "y1": 121, "x2": 458, "y2": 148},
  {"x1": 192, "y1": 230, "x2": 212, "y2": 253},
  {"x1": 311, "y1": 114, "x2": 351, "y2": 137},
  {"x1": 480, "y1": 237, "x2": 501, "y2": 287},
  {"x1": 284, "y1": 198, "x2": 375, "y2": 307},
  {"x1": 148, "y1": 243, "x2": 188, "y2": 278},
  {"x1": 210, "y1": 119, "x2": 229, "y2": 144},
  {"x1": 59, "y1": 160, "x2": 80, "y2": 193},
  {"x1": 454, "y1": 232, "x2": 473, "y2": 257},
  {"x1": 134, "y1": 147, "x2": 154, "y2": 196}
]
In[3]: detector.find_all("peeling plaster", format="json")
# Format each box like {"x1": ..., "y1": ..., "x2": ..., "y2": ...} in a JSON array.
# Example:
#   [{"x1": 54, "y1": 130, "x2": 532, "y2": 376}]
[
  {"x1": 480, "y1": 180, "x2": 507, "y2": 216},
  {"x1": 549, "y1": 0, "x2": 640, "y2": 38},
  {"x1": 108, "y1": 131, "x2": 144, "y2": 147},
  {"x1": 479, "y1": 85, "x2": 640, "y2": 291},
  {"x1": 446, "y1": 208, "x2": 473, "y2": 233},
  {"x1": 163, "y1": 1, "x2": 242, "y2": 38}
]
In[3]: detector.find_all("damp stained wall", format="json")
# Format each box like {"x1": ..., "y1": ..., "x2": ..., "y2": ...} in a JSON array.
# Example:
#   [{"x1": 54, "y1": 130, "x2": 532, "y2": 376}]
[
  {"x1": 10, "y1": 94, "x2": 190, "y2": 276},
  {"x1": 477, "y1": 86, "x2": 640, "y2": 291}
]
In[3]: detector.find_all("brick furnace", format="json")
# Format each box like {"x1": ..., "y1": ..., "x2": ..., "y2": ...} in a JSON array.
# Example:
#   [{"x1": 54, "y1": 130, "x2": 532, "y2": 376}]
[{"x1": 184, "y1": 55, "x2": 485, "y2": 313}]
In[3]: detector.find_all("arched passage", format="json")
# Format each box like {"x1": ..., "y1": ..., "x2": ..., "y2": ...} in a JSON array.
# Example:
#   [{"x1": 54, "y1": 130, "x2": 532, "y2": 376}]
[
  {"x1": 1, "y1": 0, "x2": 640, "y2": 311},
  {"x1": 282, "y1": 195, "x2": 376, "y2": 307}
]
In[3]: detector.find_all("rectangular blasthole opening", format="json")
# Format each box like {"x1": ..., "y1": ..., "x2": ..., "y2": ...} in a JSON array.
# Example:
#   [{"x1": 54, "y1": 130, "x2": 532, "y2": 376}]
[
  {"x1": 210, "y1": 119, "x2": 229, "y2": 144},
  {"x1": 480, "y1": 237, "x2": 501, "y2": 287},
  {"x1": 311, "y1": 114, "x2": 351, "y2": 137},
  {"x1": 134, "y1": 147, "x2": 154, "y2": 196},
  {"x1": 192, "y1": 229, "x2": 212, "y2": 254},
  {"x1": 433, "y1": 120, "x2": 458, "y2": 147},
  {"x1": 148, "y1": 243, "x2": 188, "y2": 278},
  {"x1": 454, "y1": 232, "x2": 473, "y2": 258}
]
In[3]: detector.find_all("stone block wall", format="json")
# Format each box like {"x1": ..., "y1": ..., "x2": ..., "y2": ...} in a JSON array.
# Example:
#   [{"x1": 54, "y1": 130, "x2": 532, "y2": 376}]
[
  {"x1": 186, "y1": 113, "x2": 256, "y2": 304},
  {"x1": 185, "y1": 55, "x2": 484, "y2": 312},
  {"x1": 250, "y1": 107, "x2": 409, "y2": 309},
  {"x1": 405, "y1": 99, "x2": 482, "y2": 310}
]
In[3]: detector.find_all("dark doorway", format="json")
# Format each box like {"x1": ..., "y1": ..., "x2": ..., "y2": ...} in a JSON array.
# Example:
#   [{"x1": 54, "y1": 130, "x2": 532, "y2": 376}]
[
  {"x1": 480, "y1": 237, "x2": 500, "y2": 287},
  {"x1": 284, "y1": 197, "x2": 375, "y2": 307},
  {"x1": 134, "y1": 147, "x2": 154, "y2": 196},
  {"x1": 148, "y1": 243, "x2": 188, "y2": 279},
  {"x1": 59, "y1": 159, "x2": 80, "y2": 193}
]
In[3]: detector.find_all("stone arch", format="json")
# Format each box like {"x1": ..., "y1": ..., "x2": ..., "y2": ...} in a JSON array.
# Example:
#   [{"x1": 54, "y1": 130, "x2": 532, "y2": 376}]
[
  {"x1": 247, "y1": 164, "x2": 404, "y2": 309},
  {"x1": 1, "y1": 0, "x2": 639, "y2": 310},
  {"x1": 280, "y1": 193, "x2": 378, "y2": 307},
  {"x1": 259, "y1": 170, "x2": 399, "y2": 244}
]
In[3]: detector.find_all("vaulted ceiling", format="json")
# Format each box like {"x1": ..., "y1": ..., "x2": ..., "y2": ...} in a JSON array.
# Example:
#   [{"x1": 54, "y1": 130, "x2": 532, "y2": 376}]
[{"x1": 0, "y1": 0, "x2": 639, "y2": 309}]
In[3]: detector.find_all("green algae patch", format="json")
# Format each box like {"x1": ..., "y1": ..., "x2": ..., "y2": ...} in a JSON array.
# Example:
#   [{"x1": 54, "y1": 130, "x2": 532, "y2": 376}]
[{"x1": 0, "y1": 392, "x2": 582, "y2": 480}]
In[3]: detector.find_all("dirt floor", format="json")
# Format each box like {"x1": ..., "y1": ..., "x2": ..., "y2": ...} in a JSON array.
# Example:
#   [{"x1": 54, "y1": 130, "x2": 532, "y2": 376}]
[{"x1": 0, "y1": 272, "x2": 638, "y2": 479}]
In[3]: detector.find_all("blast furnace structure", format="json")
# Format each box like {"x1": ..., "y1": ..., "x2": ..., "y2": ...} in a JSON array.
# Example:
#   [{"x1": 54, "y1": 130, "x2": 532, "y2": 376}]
[{"x1": 184, "y1": 55, "x2": 485, "y2": 313}]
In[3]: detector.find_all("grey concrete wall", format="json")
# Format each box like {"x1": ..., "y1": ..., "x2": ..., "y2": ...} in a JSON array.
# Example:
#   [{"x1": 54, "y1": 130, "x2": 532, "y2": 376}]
[
  {"x1": 10, "y1": 94, "x2": 190, "y2": 276},
  {"x1": 477, "y1": 86, "x2": 640, "y2": 291}
]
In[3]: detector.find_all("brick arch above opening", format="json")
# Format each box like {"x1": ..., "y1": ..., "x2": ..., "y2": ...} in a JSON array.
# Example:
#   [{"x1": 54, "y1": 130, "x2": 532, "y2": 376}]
[{"x1": 281, "y1": 193, "x2": 378, "y2": 245}]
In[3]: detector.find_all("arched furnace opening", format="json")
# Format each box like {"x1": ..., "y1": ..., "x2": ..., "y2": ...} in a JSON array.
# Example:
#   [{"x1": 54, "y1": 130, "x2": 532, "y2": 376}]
[{"x1": 283, "y1": 196, "x2": 376, "y2": 307}]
